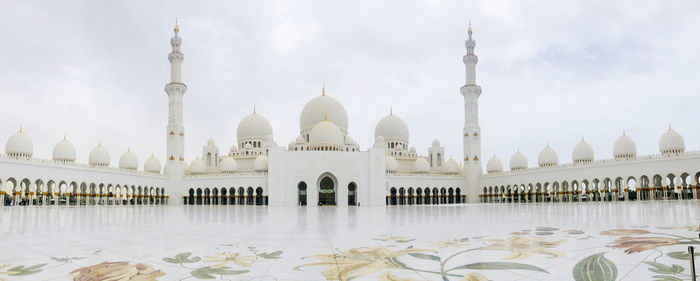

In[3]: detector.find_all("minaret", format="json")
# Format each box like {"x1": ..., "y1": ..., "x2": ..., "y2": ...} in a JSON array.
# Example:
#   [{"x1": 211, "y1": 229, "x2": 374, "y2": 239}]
[
  {"x1": 165, "y1": 20, "x2": 187, "y2": 178},
  {"x1": 460, "y1": 22, "x2": 483, "y2": 203}
]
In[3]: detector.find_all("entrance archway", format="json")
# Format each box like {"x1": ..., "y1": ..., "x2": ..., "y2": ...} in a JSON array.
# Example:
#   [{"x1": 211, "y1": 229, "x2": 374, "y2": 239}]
[
  {"x1": 348, "y1": 182, "x2": 357, "y2": 206},
  {"x1": 318, "y1": 174, "x2": 336, "y2": 206},
  {"x1": 298, "y1": 182, "x2": 307, "y2": 206}
]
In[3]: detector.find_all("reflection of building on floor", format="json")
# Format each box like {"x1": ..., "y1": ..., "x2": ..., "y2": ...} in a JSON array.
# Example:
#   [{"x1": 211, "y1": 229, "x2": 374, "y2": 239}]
[{"x1": 1, "y1": 22, "x2": 699, "y2": 208}]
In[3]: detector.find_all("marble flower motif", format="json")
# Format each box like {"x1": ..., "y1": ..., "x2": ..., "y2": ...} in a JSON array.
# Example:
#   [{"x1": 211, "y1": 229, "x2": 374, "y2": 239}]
[
  {"x1": 480, "y1": 236, "x2": 565, "y2": 260},
  {"x1": 608, "y1": 236, "x2": 679, "y2": 253},
  {"x1": 461, "y1": 272, "x2": 489, "y2": 281},
  {"x1": 297, "y1": 246, "x2": 436, "y2": 280},
  {"x1": 204, "y1": 252, "x2": 256, "y2": 268},
  {"x1": 69, "y1": 262, "x2": 165, "y2": 281},
  {"x1": 600, "y1": 229, "x2": 650, "y2": 236},
  {"x1": 431, "y1": 239, "x2": 470, "y2": 249}
]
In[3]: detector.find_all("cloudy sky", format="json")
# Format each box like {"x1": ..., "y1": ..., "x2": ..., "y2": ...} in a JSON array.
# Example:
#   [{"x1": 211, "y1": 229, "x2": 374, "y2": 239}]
[{"x1": 1, "y1": 1, "x2": 698, "y2": 168}]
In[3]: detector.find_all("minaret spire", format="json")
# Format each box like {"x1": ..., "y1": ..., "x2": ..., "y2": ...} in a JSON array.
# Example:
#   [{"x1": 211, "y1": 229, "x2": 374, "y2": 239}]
[
  {"x1": 460, "y1": 21, "x2": 483, "y2": 203},
  {"x1": 165, "y1": 19, "x2": 188, "y2": 177}
]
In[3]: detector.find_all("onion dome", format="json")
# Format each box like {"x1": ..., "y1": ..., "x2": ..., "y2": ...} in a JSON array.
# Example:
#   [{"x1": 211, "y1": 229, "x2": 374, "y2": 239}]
[
  {"x1": 432, "y1": 139, "x2": 440, "y2": 147},
  {"x1": 300, "y1": 87, "x2": 349, "y2": 134},
  {"x1": 509, "y1": 150, "x2": 528, "y2": 171},
  {"x1": 220, "y1": 156, "x2": 237, "y2": 173},
  {"x1": 52, "y1": 135, "x2": 76, "y2": 162},
  {"x1": 374, "y1": 110, "x2": 409, "y2": 141},
  {"x1": 486, "y1": 155, "x2": 503, "y2": 173},
  {"x1": 89, "y1": 142, "x2": 111, "y2": 167},
  {"x1": 443, "y1": 157, "x2": 459, "y2": 174},
  {"x1": 5, "y1": 127, "x2": 33, "y2": 157},
  {"x1": 253, "y1": 155, "x2": 268, "y2": 172},
  {"x1": 385, "y1": 155, "x2": 398, "y2": 172},
  {"x1": 537, "y1": 144, "x2": 558, "y2": 167},
  {"x1": 374, "y1": 136, "x2": 386, "y2": 148},
  {"x1": 229, "y1": 144, "x2": 238, "y2": 153},
  {"x1": 189, "y1": 157, "x2": 206, "y2": 174},
  {"x1": 572, "y1": 138, "x2": 594, "y2": 163},
  {"x1": 413, "y1": 157, "x2": 430, "y2": 173},
  {"x1": 119, "y1": 148, "x2": 138, "y2": 170},
  {"x1": 295, "y1": 135, "x2": 305, "y2": 143},
  {"x1": 344, "y1": 135, "x2": 354, "y2": 145},
  {"x1": 613, "y1": 131, "x2": 637, "y2": 159},
  {"x1": 309, "y1": 116, "x2": 344, "y2": 148},
  {"x1": 144, "y1": 154, "x2": 161, "y2": 173},
  {"x1": 409, "y1": 146, "x2": 416, "y2": 154},
  {"x1": 237, "y1": 108, "x2": 273, "y2": 140},
  {"x1": 207, "y1": 138, "x2": 215, "y2": 146},
  {"x1": 659, "y1": 126, "x2": 685, "y2": 155},
  {"x1": 288, "y1": 141, "x2": 295, "y2": 149}
]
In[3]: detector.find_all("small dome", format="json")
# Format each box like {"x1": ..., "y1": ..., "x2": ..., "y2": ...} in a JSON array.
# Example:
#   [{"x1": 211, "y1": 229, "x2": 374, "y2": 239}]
[
  {"x1": 613, "y1": 131, "x2": 637, "y2": 159},
  {"x1": 229, "y1": 144, "x2": 238, "y2": 152},
  {"x1": 537, "y1": 145, "x2": 558, "y2": 167},
  {"x1": 432, "y1": 139, "x2": 440, "y2": 147},
  {"x1": 237, "y1": 111, "x2": 273, "y2": 140},
  {"x1": 189, "y1": 157, "x2": 206, "y2": 174},
  {"x1": 295, "y1": 135, "x2": 305, "y2": 143},
  {"x1": 52, "y1": 136, "x2": 76, "y2": 162},
  {"x1": 413, "y1": 157, "x2": 430, "y2": 173},
  {"x1": 444, "y1": 157, "x2": 459, "y2": 174},
  {"x1": 486, "y1": 155, "x2": 503, "y2": 173},
  {"x1": 385, "y1": 155, "x2": 398, "y2": 171},
  {"x1": 288, "y1": 141, "x2": 295, "y2": 149},
  {"x1": 144, "y1": 154, "x2": 161, "y2": 173},
  {"x1": 89, "y1": 143, "x2": 111, "y2": 167},
  {"x1": 409, "y1": 146, "x2": 416, "y2": 153},
  {"x1": 309, "y1": 119, "x2": 344, "y2": 147},
  {"x1": 207, "y1": 138, "x2": 215, "y2": 146},
  {"x1": 220, "y1": 156, "x2": 237, "y2": 173},
  {"x1": 572, "y1": 138, "x2": 594, "y2": 163},
  {"x1": 509, "y1": 150, "x2": 527, "y2": 170},
  {"x1": 375, "y1": 112, "x2": 409, "y2": 141},
  {"x1": 265, "y1": 134, "x2": 274, "y2": 142},
  {"x1": 6, "y1": 128, "x2": 33, "y2": 157},
  {"x1": 344, "y1": 135, "x2": 354, "y2": 145},
  {"x1": 244, "y1": 143, "x2": 252, "y2": 149},
  {"x1": 119, "y1": 149, "x2": 138, "y2": 170},
  {"x1": 253, "y1": 155, "x2": 268, "y2": 171},
  {"x1": 300, "y1": 92, "x2": 349, "y2": 134},
  {"x1": 659, "y1": 127, "x2": 685, "y2": 154}
]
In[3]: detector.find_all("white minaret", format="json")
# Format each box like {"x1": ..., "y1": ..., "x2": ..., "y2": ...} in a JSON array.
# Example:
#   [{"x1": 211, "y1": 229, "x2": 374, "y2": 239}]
[
  {"x1": 460, "y1": 22, "x2": 483, "y2": 203},
  {"x1": 165, "y1": 20, "x2": 187, "y2": 178}
]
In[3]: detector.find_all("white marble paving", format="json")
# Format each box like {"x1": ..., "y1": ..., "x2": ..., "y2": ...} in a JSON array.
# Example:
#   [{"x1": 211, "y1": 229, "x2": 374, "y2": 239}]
[{"x1": 0, "y1": 201, "x2": 699, "y2": 280}]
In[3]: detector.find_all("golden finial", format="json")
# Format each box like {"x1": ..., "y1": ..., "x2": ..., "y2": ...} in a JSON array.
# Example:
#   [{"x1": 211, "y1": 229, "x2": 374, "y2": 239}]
[
  {"x1": 128, "y1": 147, "x2": 131, "y2": 152},
  {"x1": 581, "y1": 136, "x2": 585, "y2": 142},
  {"x1": 253, "y1": 104, "x2": 256, "y2": 114},
  {"x1": 174, "y1": 18, "x2": 179, "y2": 33},
  {"x1": 622, "y1": 129, "x2": 626, "y2": 136},
  {"x1": 668, "y1": 123, "x2": 672, "y2": 130},
  {"x1": 468, "y1": 20, "x2": 472, "y2": 34},
  {"x1": 323, "y1": 113, "x2": 328, "y2": 121},
  {"x1": 98, "y1": 140, "x2": 102, "y2": 147},
  {"x1": 322, "y1": 83, "x2": 326, "y2": 96},
  {"x1": 390, "y1": 107, "x2": 393, "y2": 115},
  {"x1": 63, "y1": 134, "x2": 67, "y2": 141},
  {"x1": 19, "y1": 126, "x2": 23, "y2": 133}
]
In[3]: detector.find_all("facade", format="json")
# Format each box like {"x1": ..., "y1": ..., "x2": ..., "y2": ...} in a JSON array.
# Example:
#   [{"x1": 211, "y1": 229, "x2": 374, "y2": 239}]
[{"x1": 1, "y1": 23, "x2": 699, "y2": 207}]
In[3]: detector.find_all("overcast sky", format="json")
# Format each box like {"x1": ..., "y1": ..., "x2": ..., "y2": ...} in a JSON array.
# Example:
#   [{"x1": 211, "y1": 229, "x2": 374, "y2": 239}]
[{"x1": 1, "y1": 1, "x2": 698, "y2": 169}]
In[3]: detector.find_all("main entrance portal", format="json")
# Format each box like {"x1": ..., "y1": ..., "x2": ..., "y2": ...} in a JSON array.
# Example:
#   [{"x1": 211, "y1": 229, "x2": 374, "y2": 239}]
[{"x1": 318, "y1": 176, "x2": 336, "y2": 206}]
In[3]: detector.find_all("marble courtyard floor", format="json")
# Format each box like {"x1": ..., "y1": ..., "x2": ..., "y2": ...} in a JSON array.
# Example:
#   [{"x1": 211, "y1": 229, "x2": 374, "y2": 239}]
[{"x1": 1, "y1": 201, "x2": 699, "y2": 280}]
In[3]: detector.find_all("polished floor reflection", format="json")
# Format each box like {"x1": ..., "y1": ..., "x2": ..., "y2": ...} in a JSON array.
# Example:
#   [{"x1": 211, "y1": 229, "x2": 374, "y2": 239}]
[{"x1": 0, "y1": 201, "x2": 699, "y2": 280}]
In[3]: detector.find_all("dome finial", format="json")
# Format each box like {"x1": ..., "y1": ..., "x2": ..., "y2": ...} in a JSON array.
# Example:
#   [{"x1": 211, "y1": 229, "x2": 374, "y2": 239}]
[
  {"x1": 390, "y1": 106, "x2": 393, "y2": 115},
  {"x1": 63, "y1": 134, "x2": 67, "y2": 140},
  {"x1": 622, "y1": 129, "x2": 626, "y2": 136},
  {"x1": 581, "y1": 136, "x2": 585, "y2": 142},
  {"x1": 324, "y1": 113, "x2": 328, "y2": 121},
  {"x1": 19, "y1": 125, "x2": 23, "y2": 133},
  {"x1": 174, "y1": 18, "x2": 179, "y2": 33},
  {"x1": 322, "y1": 83, "x2": 325, "y2": 96},
  {"x1": 668, "y1": 123, "x2": 672, "y2": 130},
  {"x1": 253, "y1": 104, "x2": 256, "y2": 114},
  {"x1": 468, "y1": 20, "x2": 472, "y2": 34},
  {"x1": 128, "y1": 147, "x2": 131, "y2": 152}
]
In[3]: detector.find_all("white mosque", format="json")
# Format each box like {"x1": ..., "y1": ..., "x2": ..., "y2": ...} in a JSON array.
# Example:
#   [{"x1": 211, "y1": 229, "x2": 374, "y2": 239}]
[{"x1": 1, "y1": 23, "x2": 699, "y2": 207}]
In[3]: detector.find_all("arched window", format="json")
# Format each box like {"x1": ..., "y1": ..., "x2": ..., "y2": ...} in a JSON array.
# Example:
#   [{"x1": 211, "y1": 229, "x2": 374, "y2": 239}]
[
  {"x1": 348, "y1": 182, "x2": 357, "y2": 206},
  {"x1": 298, "y1": 182, "x2": 307, "y2": 206}
]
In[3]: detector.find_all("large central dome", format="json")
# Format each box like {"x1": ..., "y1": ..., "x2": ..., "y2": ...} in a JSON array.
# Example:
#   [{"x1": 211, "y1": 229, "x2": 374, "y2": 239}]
[{"x1": 300, "y1": 89, "x2": 348, "y2": 134}]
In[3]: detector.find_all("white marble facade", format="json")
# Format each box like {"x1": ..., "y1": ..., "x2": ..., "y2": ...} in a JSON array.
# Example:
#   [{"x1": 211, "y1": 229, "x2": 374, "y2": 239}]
[{"x1": 1, "y1": 22, "x2": 699, "y2": 209}]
